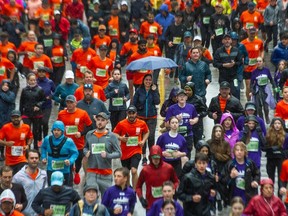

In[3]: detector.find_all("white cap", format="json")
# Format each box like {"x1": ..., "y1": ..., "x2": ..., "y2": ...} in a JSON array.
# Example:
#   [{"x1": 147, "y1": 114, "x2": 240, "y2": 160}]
[
  {"x1": 93, "y1": 0, "x2": 100, "y2": 4},
  {"x1": 121, "y1": 1, "x2": 128, "y2": 6},
  {"x1": 193, "y1": 35, "x2": 202, "y2": 41},
  {"x1": 65, "y1": 70, "x2": 74, "y2": 79},
  {"x1": 54, "y1": 10, "x2": 61, "y2": 15}
]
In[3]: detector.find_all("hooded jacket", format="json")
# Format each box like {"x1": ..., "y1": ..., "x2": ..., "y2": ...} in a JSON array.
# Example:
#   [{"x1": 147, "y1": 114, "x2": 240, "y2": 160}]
[
  {"x1": 0, "y1": 189, "x2": 23, "y2": 216},
  {"x1": 271, "y1": 42, "x2": 288, "y2": 66},
  {"x1": 136, "y1": 146, "x2": 179, "y2": 209},
  {"x1": 0, "y1": 80, "x2": 15, "y2": 127},
  {"x1": 220, "y1": 112, "x2": 240, "y2": 154},
  {"x1": 155, "y1": 4, "x2": 175, "y2": 40},
  {"x1": 160, "y1": 87, "x2": 179, "y2": 117},
  {"x1": 41, "y1": 121, "x2": 79, "y2": 173}
]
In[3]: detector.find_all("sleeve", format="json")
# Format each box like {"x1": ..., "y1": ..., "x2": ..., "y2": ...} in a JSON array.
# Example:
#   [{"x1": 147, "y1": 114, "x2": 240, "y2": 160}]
[
  {"x1": 72, "y1": 190, "x2": 81, "y2": 204},
  {"x1": 243, "y1": 198, "x2": 256, "y2": 215},
  {"x1": 0, "y1": 91, "x2": 15, "y2": 104},
  {"x1": 129, "y1": 191, "x2": 137, "y2": 214},
  {"x1": 84, "y1": 112, "x2": 93, "y2": 127},
  {"x1": 36, "y1": 89, "x2": 47, "y2": 108},
  {"x1": 83, "y1": 132, "x2": 91, "y2": 156},
  {"x1": 146, "y1": 202, "x2": 157, "y2": 216},
  {"x1": 180, "y1": 161, "x2": 194, "y2": 180},
  {"x1": 179, "y1": 63, "x2": 188, "y2": 84},
  {"x1": 151, "y1": 89, "x2": 160, "y2": 105},
  {"x1": 177, "y1": 175, "x2": 193, "y2": 202},
  {"x1": 165, "y1": 106, "x2": 174, "y2": 122},
  {"x1": 101, "y1": 190, "x2": 114, "y2": 214},
  {"x1": 204, "y1": 63, "x2": 212, "y2": 82},
  {"x1": 31, "y1": 190, "x2": 45, "y2": 215},
  {"x1": 170, "y1": 167, "x2": 179, "y2": 189},
  {"x1": 68, "y1": 139, "x2": 79, "y2": 164},
  {"x1": 40, "y1": 136, "x2": 49, "y2": 160},
  {"x1": 280, "y1": 161, "x2": 288, "y2": 182},
  {"x1": 135, "y1": 170, "x2": 145, "y2": 199},
  {"x1": 104, "y1": 84, "x2": 114, "y2": 99},
  {"x1": 106, "y1": 133, "x2": 122, "y2": 159},
  {"x1": 212, "y1": 49, "x2": 223, "y2": 69},
  {"x1": 19, "y1": 185, "x2": 28, "y2": 210}
]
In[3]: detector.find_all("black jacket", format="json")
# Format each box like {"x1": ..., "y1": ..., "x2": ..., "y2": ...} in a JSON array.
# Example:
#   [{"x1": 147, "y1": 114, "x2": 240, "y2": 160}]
[
  {"x1": 208, "y1": 94, "x2": 244, "y2": 124},
  {"x1": 178, "y1": 169, "x2": 215, "y2": 216},
  {"x1": 220, "y1": 158, "x2": 260, "y2": 204},
  {"x1": 19, "y1": 85, "x2": 46, "y2": 117},
  {"x1": 213, "y1": 46, "x2": 242, "y2": 82}
]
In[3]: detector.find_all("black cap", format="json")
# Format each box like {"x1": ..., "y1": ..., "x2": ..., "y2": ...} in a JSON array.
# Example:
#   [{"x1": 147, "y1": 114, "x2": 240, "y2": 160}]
[
  {"x1": 10, "y1": 110, "x2": 21, "y2": 117},
  {"x1": 177, "y1": 89, "x2": 187, "y2": 96},
  {"x1": 37, "y1": 66, "x2": 51, "y2": 72},
  {"x1": 138, "y1": 39, "x2": 147, "y2": 45},
  {"x1": 127, "y1": 105, "x2": 137, "y2": 113},
  {"x1": 96, "y1": 112, "x2": 109, "y2": 120},
  {"x1": 175, "y1": 11, "x2": 183, "y2": 17},
  {"x1": 83, "y1": 185, "x2": 99, "y2": 195},
  {"x1": 147, "y1": 34, "x2": 155, "y2": 39},
  {"x1": 99, "y1": 44, "x2": 108, "y2": 50},
  {"x1": 222, "y1": 33, "x2": 231, "y2": 39},
  {"x1": 245, "y1": 102, "x2": 256, "y2": 110},
  {"x1": 245, "y1": 115, "x2": 258, "y2": 123},
  {"x1": 111, "y1": 4, "x2": 118, "y2": 9},
  {"x1": 53, "y1": 34, "x2": 62, "y2": 39},
  {"x1": 220, "y1": 81, "x2": 230, "y2": 89}
]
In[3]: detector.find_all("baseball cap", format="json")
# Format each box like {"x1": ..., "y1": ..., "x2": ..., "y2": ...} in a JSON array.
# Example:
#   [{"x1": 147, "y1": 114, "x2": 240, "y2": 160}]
[
  {"x1": 248, "y1": 26, "x2": 257, "y2": 33},
  {"x1": 93, "y1": 0, "x2": 100, "y2": 4},
  {"x1": 151, "y1": 154, "x2": 161, "y2": 159},
  {"x1": 127, "y1": 105, "x2": 137, "y2": 113},
  {"x1": 53, "y1": 33, "x2": 62, "y2": 39},
  {"x1": 51, "y1": 171, "x2": 64, "y2": 186},
  {"x1": 220, "y1": 81, "x2": 230, "y2": 89},
  {"x1": 83, "y1": 185, "x2": 99, "y2": 195},
  {"x1": 193, "y1": 35, "x2": 202, "y2": 41},
  {"x1": 111, "y1": 4, "x2": 118, "y2": 9},
  {"x1": 10, "y1": 110, "x2": 21, "y2": 117},
  {"x1": 84, "y1": 83, "x2": 93, "y2": 90},
  {"x1": 129, "y1": 28, "x2": 138, "y2": 35},
  {"x1": 65, "y1": 70, "x2": 74, "y2": 79},
  {"x1": 44, "y1": 21, "x2": 51, "y2": 26},
  {"x1": 66, "y1": 95, "x2": 77, "y2": 102},
  {"x1": 177, "y1": 89, "x2": 187, "y2": 96},
  {"x1": 147, "y1": 34, "x2": 155, "y2": 39},
  {"x1": 222, "y1": 33, "x2": 231, "y2": 39},
  {"x1": 248, "y1": 2, "x2": 256, "y2": 8},
  {"x1": 54, "y1": 10, "x2": 61, "y2": 15},
  {"x1": 175, "y1": 11, "x2": 183, "y2": 17},
  {"x1": 121, "y1": 1, "x2": 128, "y2": 6},
  {"x1": 98, "y1": 24, "x2": 106, "y2": 31},
  {"x1": 37, "y1": 66, "x2": 51, "y2": 73},
  {"x1": 82, "y1": 38, "x2": 91, "y2": 45},
  {"x1": 184, "y1": 31, "x2": 192, "y2": 38},
  {"x1": 99, "y1": 44, "x2": 108, "y2": 50},
  {"x1": 96, "y1": 112, "x2": 109, "y2": 120},
  {"x1": 245, "y1": 102, "x2": 256, "y2": 110}
]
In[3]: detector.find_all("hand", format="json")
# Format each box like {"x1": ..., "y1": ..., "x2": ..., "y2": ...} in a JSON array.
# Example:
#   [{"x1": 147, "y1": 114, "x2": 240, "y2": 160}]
[
  {"x1": 64, "y1": 159, "x2": 70, "y2": 166},
  {"x1": 138, "y1": 140, "x2": 145, "y2": 147},
  {"x1": 139, "y1": 197, "x2": 148, "y2": 208},
  {"x1": 15, "y1": 203, "x2": 23, "y2": 211},
  {"x1": 192, "y1": 194, "x2": 201, "y2": 203},
  {"x1": 101, "y1": 151, "x2": 107, "y2": 158},
  {"x1": 210, "y1": 189, "x2": 216, "y2": 197},
  {"x1": 215, "y1": 173, "x2": 219, "y2": 182},
  {"x1": 23, "y1": 145, "x2": 29, "y2": 151},
  {"x1": 189, "y1": 118, "x2": 197, "y2": 125},
  {"x1": 162, "y1": 151, "x2": 172, "y2": 158},
  {"x1": 212, "y1": 112, "x2": 217, "y2": 120},
  {"x1": 176, "y1": 114, "x2": 183, "y2": 121},
  {"x1": 151, "y1": 84, "x2": 157, "y2": 91},
  {"x1": 168, "y1": 41, "x2": 173, "y2": 47},
  {"x1": 230, "y1": 167, "x2": 238, "y2": 178},
  {"x1": 120, "y1": 136, "x2": 128, "y2": 143},
  {"x1": 187, "y1": 75, "x2": 192, "y2": 82},
  {"x1": 77, "y1": 64, "x2": 81, "y2": 69},
  {"x1": 44, "y1": 208, "x2": 53, "y2": 216},
  {"x1": 85, "y1": 151, "x2": 90, "y2": 158},
  {"x1": 211, "y1": 35, "x2": 215, "y2": 39},
  {"x1": 42, "y1": 159, "x2": 47, "y2": 164},
  {"x1": 75, "y1": 132, "x2": 81, "y2": 138},
  {"x1": 15, "y1": 29, "x2": 20, "y2": 34},
  {"x1": 251, "y1": 181, "x2": 258, "y2": 188},
  {"x1": 114, "y1": 89, "x2": 119, "y2": 94},
  {"x1": 113, "y1": 207, "x2": 122, "y2": 214},
  {"x1": 280, "y1": 187, "x2": 287, "y2": 195},
  {"x1": 33, "y1": 106, "x2": 40, "y2": 112},
  {"x1": 127, "y1": 49, "x2": 133, "y2": 57},
  {"x1": 5, "y1": 141, "x2": 14, "y2": 147},
  {"x1": 121, "y1": 32, "x2": 126, "y2": 36}
]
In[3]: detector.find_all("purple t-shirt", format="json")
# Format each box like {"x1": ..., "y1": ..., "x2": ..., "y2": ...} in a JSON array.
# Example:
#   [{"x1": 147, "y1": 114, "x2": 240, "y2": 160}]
[
  {"x1": 165, "y1": 103, "x2": 198, "y2": 137},
  {"x1": 232, "y1": 161, "x2": 246, "y2": 204},
  {"x1": 156, "y1": 132, "x2": 188, "y2": 162}
]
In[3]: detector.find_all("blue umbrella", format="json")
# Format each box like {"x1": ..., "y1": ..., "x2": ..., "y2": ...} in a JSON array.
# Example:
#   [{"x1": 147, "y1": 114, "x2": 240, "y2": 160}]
[{"x1": 126, "y1": 56, "x2": 178, "y2": 71}]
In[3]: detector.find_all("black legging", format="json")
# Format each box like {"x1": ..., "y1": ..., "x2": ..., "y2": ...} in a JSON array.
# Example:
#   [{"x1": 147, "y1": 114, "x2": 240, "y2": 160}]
[{"x1": 23, "y1": 117, "x2": 42, "y2": 150}]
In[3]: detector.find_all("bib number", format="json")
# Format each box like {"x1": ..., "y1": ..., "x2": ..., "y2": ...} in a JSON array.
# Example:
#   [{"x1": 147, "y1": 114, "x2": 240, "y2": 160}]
[
  {"x1": 91, "y1": 143, "x2": 106, "y2": 154},
  {"x1": 11, "y1": 146, "x2": 23, "y2": 156},
  {"x1": 126, "y1": 136, "x2": 138, "y2": 146},
  {"x1": 52, "y1": 160, "x2": 65, "y2": 170}
]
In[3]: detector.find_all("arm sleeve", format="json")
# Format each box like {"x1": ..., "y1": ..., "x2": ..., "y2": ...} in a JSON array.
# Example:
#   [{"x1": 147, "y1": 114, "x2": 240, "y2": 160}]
[
  {"x1": 106, "y1": 134, "x2": 122, "y2": 159},
  {"x1": 32, "y1": 190, "x2": 45, "y2": 215}
]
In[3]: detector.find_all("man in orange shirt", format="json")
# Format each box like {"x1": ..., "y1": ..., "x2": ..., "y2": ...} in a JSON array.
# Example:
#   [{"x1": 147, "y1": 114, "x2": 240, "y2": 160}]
[
  {"x1": 91, "y1": 24, "x2": 111, "y2": 52},
  {"x1": 241, "y1": 26, "x2": 264, "y2": 100},
  {"x1": 0, "y1": 33, "x2": 17, "y2": 58},
  {"x1": 57, "y1": 95, "x2": 93, "y2": 185},
  {"x1": 129, "y1": 40, "x2": 153, "y2": 88},
  {"x1": 113, "y1": 105, "x2": 149, "y2": 189},
  {"x1": 2, "y1": 0, "x2": 24, "y2": 21},
  {"x1": 87, "y1": 45, "x2": 113, "y2": 89},
  {"x1": 140, "y1": 12, "x2": 162, "y2": 41},
  {"x1": 74, "y1": 70, "x2": 106, "y2": 102},
  {"x1": 0, "y1": 51, "x2": 15, "y2": 84},
  {"x1": 70, "y1": 39, "x2": 97, "y2": 84},
  {"x1": 240, "y1": 2, "x2": 264, "y2": 31},
  {"x1": 0, "y1": 110, "x2": 33, "y2": 175}
]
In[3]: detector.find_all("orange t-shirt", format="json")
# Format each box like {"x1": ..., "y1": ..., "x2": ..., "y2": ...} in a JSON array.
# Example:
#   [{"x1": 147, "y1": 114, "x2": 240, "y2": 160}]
[
  {"x1": 29, "y1": 168, "x2": 39, "y2": 180},
  {"x1": 147, "y1": 44, "x2": 162, "y2": 56},
  {"x1": 18, "y1": 41, "x2": 38, "y2": 68},
  {"x1": 241, "y1": 38, "x2": 263, "y2": 72},
  {"x1": 140, "y1": 21, "x2": 162, "y2": 41},
  {"x1": 51, "y1": 45, "x2": 66, "y2": 67},
  {"x1": 120, "y1": 42, "x2": 138, "y2": 65},
  {"x1": 107, "y1": 16, "x2": 119, "y2": 40},
  {"x1": 27, "y1": 54, "x2": 53, "y2": 78},
  {"x1": 2, "y1": 3, "x2": 24, "y2": 20},
  {"x1": 74, "y1": 84, "x2": 107, "y2": 102},
  {"x1": 0, "y1": 57, "x2": 15, "y2": 84},
  {"x1": 87, "y1": 55, "x2": 114, "y2": 88},
  {"x1": 0, "y1": 42, "x2": 17, "y2": 58},
  {"x1": 57, "y1": 108, "x2": 93, "y2": 149},
  {"x1": 34, "y1": 7, "x2": 53, "y2": 28},
  {"x1": 0, "y1": 123, "x2": 33, "y2": 166},
  {"x1": 91, "y1": 35, "x2": 111, "y2": 50},
  {"x1": 70, "y1": 48, "x2": 97, "y2": 79},
  {"x1": 240, "y1": 10, "x2": 264, "y2": 30},
  {"x1": 113, "y1": 118, "x2": 149, "y2": 160},
  {"x1": 50, "y1": 0, "x2": 61, "y2": 11},
  {"x1": 275, "y1": 100, "x2": 288, "y2": 120},
  {"x1": 130, "y1": 51, "x2": 153, "y2": 85},
  {"x1": 219, "y1": 96, "x2": 227, "y2": 112},
  {"x1": 256, "y1": 0, "x2": 269, "y2": 11}
]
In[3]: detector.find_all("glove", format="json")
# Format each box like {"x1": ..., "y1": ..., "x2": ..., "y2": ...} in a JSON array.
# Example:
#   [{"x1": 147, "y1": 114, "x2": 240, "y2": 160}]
[
  {"x1": 126, "y1": 49, "x2": 133, "y2": 57},
  {"x1": 140, "y1": 197, "x2": 148, "y2": 208},
  {"x1": 256, "y1": 126, "x2": 262, "y2": 133}
]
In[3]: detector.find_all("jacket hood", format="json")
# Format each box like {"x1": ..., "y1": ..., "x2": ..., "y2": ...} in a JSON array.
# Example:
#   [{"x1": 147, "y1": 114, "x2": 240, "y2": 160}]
[
  {"x1": 0, "y1": 189, "x2": 15, "y2": 215},
  {"x1": 184, "y1": 82, "x2": 195, "y2": 96},
  {"x1": 168, "y1": 87, "x2": 180, "y2": 99},
  {"x1": 220, "y1": 112, "x2": 238, "y2": 133},
  {"x1": 1, "y1": 80, "x2": 10, "y2": 88},
  {"x1": 51, "y1": 120, "x2": 65, "y2": 139},
  {"x1": 149, "y1": 145, "x2": 163, "y2": 164},
  {"x1": 159, "y1": 3, "x2": 168, "y2": 12},
  {"x1": 196, "y1": 140, "x2": 210, "y2": 152}
]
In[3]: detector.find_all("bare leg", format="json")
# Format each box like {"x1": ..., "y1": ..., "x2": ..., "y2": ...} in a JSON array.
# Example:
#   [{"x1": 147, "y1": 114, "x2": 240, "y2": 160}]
[
  {"x1": 245, "y1": 79, "x2": 251, "y2": 101},
  {"x1": 131, "y1": 167, "x2": 138, "y2": 190}
]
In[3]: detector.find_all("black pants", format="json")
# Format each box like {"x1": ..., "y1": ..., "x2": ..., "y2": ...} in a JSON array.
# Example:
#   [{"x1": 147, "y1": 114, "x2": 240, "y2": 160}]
[
  {"x1": 50, "y1": 66, "x2": 65, "y2": 87},
  {"x1": 265, "y1": 25, "x2": 278, "y2": 48},
  {"x1": 41, "y1": 108, "x2": 52, "y2": 139},
  {"x1": 184, "y1": 135, "x2": 194, "y2": 160},
  {"x1": 192, "y1": 118, "x2": 204, "y2": 147},
  {"x1": 23, "y1": 117, "x2": 42, "y2": 150},
  {"x1": 75, "y1": 149, "x2": 84, "y2": 173},
  {"x1": 266, "y1": 157, "x2": 283, "y2": 197},
  {"x1": 141, "y1": 118, "x2": 157, "y2": 155},
  {"x1": 110, "y1": 110, "x2": 127, "y2": 131},
  {"x1": 200, "y1": 25, "x2": 211, "y2": 48}
]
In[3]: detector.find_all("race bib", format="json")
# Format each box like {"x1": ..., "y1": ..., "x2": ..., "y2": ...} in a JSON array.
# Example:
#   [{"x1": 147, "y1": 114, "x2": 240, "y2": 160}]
[
  {"x1": 173, "y1": 37, "x2": 181, "y2": 44},
  {"x1": 236, "y1": 177, "x2": 245, "y2": 190},
  {"x1": 43, "y1": 39, "x2": 53, "y2": 47},
  {"x1": 257, "y1": 75, "x2": 268, "y2": 86},
  {"x1": 112, "y1": 97, "x2": 123, "y2": 106},
  {"x1": 91, "y1": 21, "x2": 99, "y2": 28},
  {"x1": 203, "y1": 17, "x2": 210, "y2": 24},
  {"x1": 285, "y1": 120, "x2": 288, "y2": 129},
  {"x1": 215, "y1": 28, "x2": 223, "y2": 36},
  {"x1": 52, "y1": 160, "x2": 65, "y2": 170},
  {"x1": 247, "y1": 140, "x2": 259, "y2": 152},
  {"x1": 80, "y1": 66, "x2": 87, "y2": 73},
  {"x1": 246, "y1": 22, "x2": 254, "y2": 29},
  {"x1": 91, "y1": 143, "x2": 106, "y2": 154},
  {"x1": 27, "y1": 52, "x2": 35, "y2": 59},
  {"x1": 41, "y1": 14, "x2": 49, "y2": 21},
  {"x1": 248, "y1": 58, "x2": 257, "y2": 66},
  {"x1": 178, "y1": 126, "x2": 187, "y2": 134},
  {"x1": 20, "y1": 133, "x2": 26, "y2": 140},
  {"x1": 33, "y1": 61, "x2": 44, "y2": 69},
  {"x1": 50, "y1": 205, "x2": 66, "y2": 216},
  {"x1": 0, "y1": 67, "x2": 5, "y2": 76},
  {"x1": 65, "y1": 125, "x2": 78, "y2": 135},
  {"x1": 52, "y1": 56, "x2": 63, "y2": 64},
  {"x1": 96, "y1": 68, "x2": 106, "y2": 77},
  {"x1": 93, "y1": 92, "x2": 98, "y2": 98},
  {"x1": 151, "y1": 186, "x2": 163, "y2": 198},
  {"x1": 109, "y1": 28, "x2": 118, "y2": 36},
  {"x1": 126, "y1": 136, "x2": 138, "y2": 146},
  {"x1": 11, "y1": 146, "x2": 23, "y2": 156},
  {"x1": 54, "y1": 3, "x2": 61, "y2": 10},
  {"x1": 149, "y1": 26, "x2": 157, "y2": 33}
]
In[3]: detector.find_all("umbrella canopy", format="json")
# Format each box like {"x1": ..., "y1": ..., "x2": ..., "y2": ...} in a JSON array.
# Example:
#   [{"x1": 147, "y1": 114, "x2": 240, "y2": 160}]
[{"x1": 126, "y1": 56, "x2": 178, "y2": 71}]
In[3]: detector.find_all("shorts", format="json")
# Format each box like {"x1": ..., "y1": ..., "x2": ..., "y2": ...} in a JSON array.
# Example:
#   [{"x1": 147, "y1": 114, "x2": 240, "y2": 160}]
[
  {"x1": 121, "y1": 153, "x2": 141, "y2": 170},
  {"x1": 126, "y1": 71, "x2": 134, "y2": 80},
  {"x1": 243, "y1": 71, "x2": 252, "y2": 80}
]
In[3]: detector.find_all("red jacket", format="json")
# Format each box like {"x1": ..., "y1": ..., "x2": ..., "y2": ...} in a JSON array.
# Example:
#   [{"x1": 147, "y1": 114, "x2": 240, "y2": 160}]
[
  {"x1": 51, "y1": 17, "x2": 70, "y2": 41},
  {"x1": 136, "y1": 145, "x2": 179, "y2": 209},
  {"x1": 244, "y1": 195, "x2": 287, "y2": 216}
]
